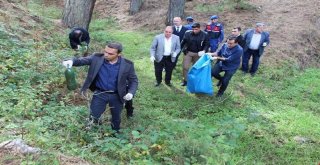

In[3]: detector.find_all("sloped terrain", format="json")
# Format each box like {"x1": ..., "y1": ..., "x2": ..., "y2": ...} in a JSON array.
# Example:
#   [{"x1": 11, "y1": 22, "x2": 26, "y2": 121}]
[{"x1": 95, "y1": 0, "x2": 320, "y2": 68}]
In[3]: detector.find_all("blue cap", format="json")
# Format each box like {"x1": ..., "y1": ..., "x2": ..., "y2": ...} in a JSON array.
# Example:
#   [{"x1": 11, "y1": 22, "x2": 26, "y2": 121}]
[
  {"x1": 210, "y1": 15, "x2": 218, "y2": 20},
  {"x1": 186, "y1": 16, "x2": 193, "y2": 21},
  {"x1": 256, "y1": 22, "x2": 265, "y2": 27}
]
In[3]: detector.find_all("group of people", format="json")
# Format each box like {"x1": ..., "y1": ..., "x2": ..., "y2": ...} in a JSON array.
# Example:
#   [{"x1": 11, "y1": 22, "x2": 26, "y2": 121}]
[
  {"x1": 150, "y1": 16, "x2": 270, "y2": 96},
  {"x1": 63, "y1": 15, "x2": 270, "y2": 132}
]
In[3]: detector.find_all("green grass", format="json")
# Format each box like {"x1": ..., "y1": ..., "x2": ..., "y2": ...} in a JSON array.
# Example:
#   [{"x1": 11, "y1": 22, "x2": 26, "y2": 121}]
[{"x1": 0, "y1": 1, "x2": 320, "y2": 164}]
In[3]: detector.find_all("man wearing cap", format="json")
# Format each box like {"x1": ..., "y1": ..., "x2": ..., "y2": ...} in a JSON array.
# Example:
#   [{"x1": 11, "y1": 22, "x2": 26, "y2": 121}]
[
  {"x1": 172, "y1": 17, "x2": 188, "y2": 68},
  {"x1": 205, "y1": 15, "x2": 224, "y2": 52},
  {"x1": 150, "y1": 26, "x2": 181, "y2": 87},
  {"x1": 62, "y1": 42, "x2": 138, "y2": 132},
  {"x1": 241, "y1": 22, "x2": 270, "y2": 76},
  {"x1": 69, "y1": 27, "x2": 90, "y2": 51},
  {"x1": 180, "y1": 22, "x2": 210, "y2": 86},
  {"x1": 184, "y1": 16, "x2": 194, "y2": 30}
]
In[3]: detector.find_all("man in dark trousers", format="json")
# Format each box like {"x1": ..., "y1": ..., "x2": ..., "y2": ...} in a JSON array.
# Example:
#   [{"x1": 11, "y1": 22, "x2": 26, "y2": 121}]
[
  {"x1": 63, "y1": 42, "x2": 138, "y2": 132},
  {"x1": 180, "y1": 22, "x2": 210, "y2": 86},
  {"x1": 150, "y1": 26, "x2": 181, "y2": 86},
  {"x1": 172, "y1": 17, "x2": 187, "y2": 67},
  {"x1": 205, "y1": 15, "x2": 224, "y2": 52},
  {"x1": 69, "y1": 27, "x2": 90, "y2": 50},
  {"x1": 241, "y1": 22, "x2": 270, "y2": 76},
  {"x1": 210, "y1": 35, "x2": 243, "y2": 97}
]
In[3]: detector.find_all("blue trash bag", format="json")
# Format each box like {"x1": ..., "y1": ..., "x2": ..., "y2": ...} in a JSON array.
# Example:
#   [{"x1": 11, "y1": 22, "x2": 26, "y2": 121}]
[{"x1": 186, "y1": 54, "x2": 213, "y2": 95}]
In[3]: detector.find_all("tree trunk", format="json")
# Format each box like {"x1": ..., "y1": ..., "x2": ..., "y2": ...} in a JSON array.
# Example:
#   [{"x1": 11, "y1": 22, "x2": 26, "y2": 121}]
[
  {"x1": 165, "y1": 0, "x2": 185, "y2": 26},
  {"x1": 62, "y1": 0, "x2": 96, "y2": 30},
  {"x1": 129, "y1": 0, "x2": 143, "y2": 15}
]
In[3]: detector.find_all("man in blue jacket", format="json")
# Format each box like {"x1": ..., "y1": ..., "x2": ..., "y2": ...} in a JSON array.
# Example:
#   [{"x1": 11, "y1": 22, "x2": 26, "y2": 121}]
[
  {"x1": 63, "y1": 42, "x2": 138, "y2": 132},
  {"x1": 241, "y1": 22, "x2": 270, "y2": 76},
  {"x1": 210, "y1": 35, "x2": 243, "y2": 97},
  {"x1": 205, "y1": 15, "x2": 224, "y2": 52}
]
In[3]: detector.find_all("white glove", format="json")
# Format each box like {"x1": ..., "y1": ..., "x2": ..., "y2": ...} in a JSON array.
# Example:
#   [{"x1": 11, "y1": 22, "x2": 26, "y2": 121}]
[
  {"x1": 198, "y1": 50, "x2": 205, "y2": 56},
  {"x1": 150, "y1": 56, "x2": 155, "y2": 62},
  {"x1": 84, "y1": 46, "x2": 88, "y2": 50},
  {"x1": 62, "y1": 60, "x2": 73, "y2": 68},
  {"x1": 262, "y1": 42, "x2": 267, "y2": 47},
  {"x1": 210, "y1": 56, "x2": 218, "y2": 61},
  {"x1": 77, "y1": 45, "x2": 81, "y2": 50},
  {"x1": 123, "y1": 93, "x2": 133, "y2": 101}
]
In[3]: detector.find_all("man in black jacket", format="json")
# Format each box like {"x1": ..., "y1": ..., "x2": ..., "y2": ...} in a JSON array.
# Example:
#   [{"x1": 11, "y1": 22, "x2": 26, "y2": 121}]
[
  {"x1": 231, "y1": 27, "x2": 245, "y2": 48},
  {"x1": 69, "y1": 27, "x2": 90, "y2": 50},
  {"x1": 180, "y1": 22, "x2": 210, "y2": 86}
]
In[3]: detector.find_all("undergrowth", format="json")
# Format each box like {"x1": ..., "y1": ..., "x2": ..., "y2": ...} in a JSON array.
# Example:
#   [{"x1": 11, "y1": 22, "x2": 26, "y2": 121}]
[{"x1": 0, "y1": 1, "x2": 319, "y2": 164}]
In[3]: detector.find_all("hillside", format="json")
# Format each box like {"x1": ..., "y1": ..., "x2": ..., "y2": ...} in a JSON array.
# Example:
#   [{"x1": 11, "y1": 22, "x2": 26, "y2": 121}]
[
  {"x1": 0, "y1": 0, "x2": 319, "y2": 164},
  {"x1": 95, "y1": 0, "x2": 320, "y2": 68}
]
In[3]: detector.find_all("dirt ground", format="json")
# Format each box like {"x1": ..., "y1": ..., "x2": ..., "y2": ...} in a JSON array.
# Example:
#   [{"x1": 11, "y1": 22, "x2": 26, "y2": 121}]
[{"x1": 95, "y1": 0, "x2": 320, "y2": 68}]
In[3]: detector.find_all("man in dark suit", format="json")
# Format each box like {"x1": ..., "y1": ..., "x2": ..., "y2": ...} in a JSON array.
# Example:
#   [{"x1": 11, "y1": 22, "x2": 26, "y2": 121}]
[
  {"x1": 172, "y1": 17, "x2": 187, "y2": 68},
  {"x1": 69, "y1": 27, "x2": 90, "y2": 50},
  {"x1": 63, "y1": 42, "x2": 138, "y2": 132}
]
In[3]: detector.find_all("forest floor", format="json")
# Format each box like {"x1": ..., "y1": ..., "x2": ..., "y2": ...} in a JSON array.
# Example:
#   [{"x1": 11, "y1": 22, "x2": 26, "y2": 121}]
[{"x1": 0, "y1": 0, "x2": 319, "y2": 164}]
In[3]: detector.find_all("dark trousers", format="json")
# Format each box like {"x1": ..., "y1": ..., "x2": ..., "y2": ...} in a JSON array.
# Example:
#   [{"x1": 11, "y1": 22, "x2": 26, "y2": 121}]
[
  {"x1": 241, "y1": 49, "x2": 260, "y2": 74},
  {"x1": 125, "y1": 100, "x2": 134, "y2": 116},
  {"x1": 154, "y1": 56, "x2": 174, "y2": 83},
  {"x1": 209, "y1": 38, "x2": 219, "y2": 52},
  {"x1": 90, "y1": 91, "x2": 123, "y2": 131},
  {"x1": 211, "y1": 62, "x2": 237, "y2": 95},
  {"x1": 173, "y1": 52, "x2": 181, "y2": 68}
]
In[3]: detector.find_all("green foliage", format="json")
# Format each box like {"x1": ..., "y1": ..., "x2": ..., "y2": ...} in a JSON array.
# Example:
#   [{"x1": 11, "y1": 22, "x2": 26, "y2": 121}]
[
  {"x1": 1, "y1": 0, "x2": 320, "y2": 164},
  {"x1": 196, "y1": 0, "x2": 255, "y2": 13}
]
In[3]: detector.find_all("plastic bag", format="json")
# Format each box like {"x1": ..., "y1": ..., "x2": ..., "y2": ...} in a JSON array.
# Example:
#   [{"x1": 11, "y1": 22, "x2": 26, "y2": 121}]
[{"x1": 186, "y1": 54, "x2": 213, "y2": 95}]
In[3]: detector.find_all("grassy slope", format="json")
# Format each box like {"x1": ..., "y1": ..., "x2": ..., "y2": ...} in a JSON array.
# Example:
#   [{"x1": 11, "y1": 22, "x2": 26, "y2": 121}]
[{"x1": 0, "y1": 1, "x2": 319, "y2": 164}]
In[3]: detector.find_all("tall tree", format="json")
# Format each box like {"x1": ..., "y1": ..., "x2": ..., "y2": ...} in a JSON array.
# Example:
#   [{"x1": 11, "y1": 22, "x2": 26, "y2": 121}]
[
  {"x1": 166, "y1": 0, "x2": 185, "y2": 26},
  {"x1": 62, "y1": 0, "x2": 96, "y2": 30},
  {"x1": 129, "y1": 0, "x2": 143, "y2": 15}
]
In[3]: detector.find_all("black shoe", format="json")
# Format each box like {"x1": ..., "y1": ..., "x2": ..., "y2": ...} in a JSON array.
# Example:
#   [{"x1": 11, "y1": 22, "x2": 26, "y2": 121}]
[
  {"x1": 154, "y1": 82, "x2": 161, "y2": 87},
  {"x1": 216, "y1": 92, "x2": 223, "y2": 97},
  {"x1": 126, "y1": 113, "x2": 133, "y2": 119},
  {"x1": 250, "y1": 72, "x2": 256, "y2": 77},
  {"x1": 216, "y1": 81, "x2": 221, "y2": 87},
  {"x1": 165, "y1": 82, "x2": 172, "y2": 87},
  {"x1": 180, "y1": 81, "x2": 187, "y2": 86}
]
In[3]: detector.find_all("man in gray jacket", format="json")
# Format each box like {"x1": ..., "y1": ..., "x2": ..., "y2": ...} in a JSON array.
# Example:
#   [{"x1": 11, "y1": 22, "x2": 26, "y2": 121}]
[
  {"x1": 150, "y1": 26, "x2": 181, "y2": 86},
  {"x1": 241, "y1": 22, "x2": 270, "y2": 76},
  {"x1": 63, "y1": 42, "x2": 138, "y2": 132}
]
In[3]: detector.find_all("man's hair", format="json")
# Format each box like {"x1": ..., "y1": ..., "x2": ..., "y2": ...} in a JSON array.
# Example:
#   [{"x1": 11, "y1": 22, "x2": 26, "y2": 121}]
[
  {"x1": 227, "y1": 35, "x2": 238, "y2": 43},
  {"x1": 234, "y1": 27, "x2": 241, "y2": 31},
  {"x1": 107, "y1": 42, "x2": 123, "y2": 53},
  {"x1": 191, "y1": 22, "x2": 201, "y2": 28}
]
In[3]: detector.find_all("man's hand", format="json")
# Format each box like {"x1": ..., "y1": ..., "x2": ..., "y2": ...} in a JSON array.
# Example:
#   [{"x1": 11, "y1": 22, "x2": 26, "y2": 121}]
[
  {"x1": 84, "y1": 46, "x2": 88, "y2": 51},
  {"x1": 210, "y1": 56, "x2": 218, "y2": 61},
  {"x1": 198, "y1": 50, "x2": 205, "y2": 56},
  {"x1": 77, "y1": 45, "x2": 81, "y2": 50},
  {"x1": 262, "y1": 42, "x2": 267, "y2": 47},
  {"x1": 62, "y1": 60, "x2": 73, "y2": 68},
  {"x1": 150, "y1": 56, "x2": 155, "y2": 62},
  {"x1": 123, "y1": 93, "x2": 133, "y2": 101}
]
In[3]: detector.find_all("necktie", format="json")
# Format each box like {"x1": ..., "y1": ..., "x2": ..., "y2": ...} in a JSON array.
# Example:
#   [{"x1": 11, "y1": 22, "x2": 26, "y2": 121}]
[{"x1": 176, "y1": 26, "x2": 180, "y2": 32}]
